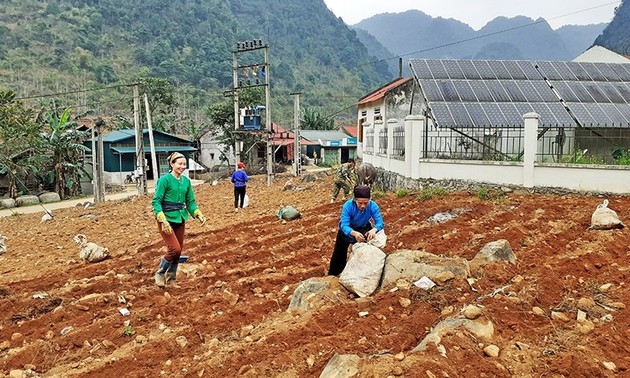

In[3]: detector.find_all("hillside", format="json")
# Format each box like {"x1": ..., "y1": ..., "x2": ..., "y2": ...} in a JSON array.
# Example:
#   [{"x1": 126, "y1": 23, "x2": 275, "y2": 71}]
[
  {"x1": 354, "y1": 10, "x2": 607, "y2": 61},
  {"x1": 0, "y1": 0, "x2": 389, "y2": 127},
  {"x1": 1, "y1": 173, "x2": 629, "y2": 376},
  {"x1": 595, "y1": 0, "x2": 630, "y2": 56}
]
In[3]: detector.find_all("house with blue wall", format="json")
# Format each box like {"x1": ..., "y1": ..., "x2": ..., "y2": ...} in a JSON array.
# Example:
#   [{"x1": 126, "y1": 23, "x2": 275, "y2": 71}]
[{"x1": 86, "y1": 129, "x2": 197, "y2": 184}]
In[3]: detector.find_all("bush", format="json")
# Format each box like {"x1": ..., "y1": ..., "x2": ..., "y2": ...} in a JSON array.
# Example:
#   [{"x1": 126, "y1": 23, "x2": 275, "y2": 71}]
[
  {"x1": 475, "y1": 187, "x2": 505, "y2": 201},
  {"x1": 395, "y1": 188, "x2": 408, "y2": 197},
  {"x1": 417, "y1": 187, "x2": 446, "y2": 201}
]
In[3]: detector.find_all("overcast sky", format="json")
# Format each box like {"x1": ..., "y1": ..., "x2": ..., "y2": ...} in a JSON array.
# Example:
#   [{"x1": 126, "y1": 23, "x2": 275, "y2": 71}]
[{"x1": 322, "y1": 0, "x2": 620, "y2": 30}]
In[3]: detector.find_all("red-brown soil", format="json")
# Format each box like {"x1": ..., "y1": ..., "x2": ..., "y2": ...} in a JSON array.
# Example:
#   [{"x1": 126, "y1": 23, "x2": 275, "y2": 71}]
[{"x1": 1, "y1": 171, "x2": 629, "y2": 377}]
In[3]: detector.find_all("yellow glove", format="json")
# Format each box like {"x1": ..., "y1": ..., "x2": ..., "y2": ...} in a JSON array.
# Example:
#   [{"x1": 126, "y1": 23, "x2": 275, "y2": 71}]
[
  {"x1": 156, "y1": 211, "x2": 172, "y2": 235},
  {"x1": 194, "y1": 209, "x2": 206, "y2": 226}
]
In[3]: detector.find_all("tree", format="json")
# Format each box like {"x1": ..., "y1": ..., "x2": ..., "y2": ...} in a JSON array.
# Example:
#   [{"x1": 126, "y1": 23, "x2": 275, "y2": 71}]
[
  {"x1": 206, "y1": 87, "x2": 265, "y2": 165},
  {"x1": 0, "y1": 90, "x2": 44, "y2": 198},
  {"x1": 301, "y1": 107, "x2": 335, "y2": 130},
  {"x1": 37, "y1": 103, "x2": 90, "y2": 199}
]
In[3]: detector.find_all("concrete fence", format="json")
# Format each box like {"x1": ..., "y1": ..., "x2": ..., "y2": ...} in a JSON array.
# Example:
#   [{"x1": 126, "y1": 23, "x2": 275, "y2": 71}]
[{"x1": 362, "y1": 113, "x2": 630, "y2": 194}]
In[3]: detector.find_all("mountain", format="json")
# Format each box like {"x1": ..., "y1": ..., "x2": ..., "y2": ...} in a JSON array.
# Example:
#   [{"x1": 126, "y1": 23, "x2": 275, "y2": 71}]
[
  {"x1": 594, "y1": 0, "x2": 630, "y2": 55},
  {"x1": 353, "y1": 10, "x2": 607, "y2": 62},
  {"x1": 0, "y1": 0, "x2": 390, "y2": 127}
]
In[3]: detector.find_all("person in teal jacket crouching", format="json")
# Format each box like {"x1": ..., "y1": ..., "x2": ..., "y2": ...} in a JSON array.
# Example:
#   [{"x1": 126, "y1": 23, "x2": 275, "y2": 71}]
[
  {"x1": 152, "y1": 152, "x2": 206, "y2": 287},
  {"x1": 328, "y1": 185, "x2": 384, "y2": 276}
]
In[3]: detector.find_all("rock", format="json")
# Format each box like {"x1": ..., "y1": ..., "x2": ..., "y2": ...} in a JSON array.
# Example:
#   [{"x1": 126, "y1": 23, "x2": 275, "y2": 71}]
[
  {"x1": 287, "y1": 277, "x2": 330, "y2": 311},
  {"x1": 15, "y1": 195, "x2": 39, "y2": 207},
  {"x1": 306, "y1": 355, "x2": 315, "y2": 368},
  {"x1": 319, "y1": 353, "x2": 360, "y2": 378},
  {"x1": 9, "y1": 370, "x2": 26, "y2": 378},
  {"x1": 0, "y1": 340, "x2": 10, "y2": 350},
  {"x1": 599, "y1": 283, "x2": 613, "y2": 292},
  {"x1": 551, "y1": 311, "x2": 570, "y2": 322},
  {"x1": 463, "y1": 305, "x2": 483, "y2": 319},
  {"x1": 532, "y1": 307, "x2": 546, "y2": 316},
  {"x1": 576, "y1": 320, "x2": 595, "y2": 334},
  {"x1": 0, "y1": 198, "x2": 16, "y2": 209},
  {"x1": 222, "y1": 290, "x2": 239, "y2": 306},
  {"x1": 603, "y1": 361, "x2": 616, "y2": 371},
  {"x1": 413, "y1": 318, "x2": 494, "y2": 352},
  {"x1": 398, "y1": 298, "x2": 411, "y2": 308},
  {"x1": 381, "y1": 249, "x2": 469, "y2": 290},
  {"x1": 483, "y1": 344, "x2": 500, "y2": 357},
  {"x1": 394, "y1": 352, "x2": 405, "y2": 361},
  {"x1": 39, "y1": 192, "x2": 61, "y2": 203},
  {"x1": 175, "y1": 336, "x2": 188, "y2": 348},
  {"x1": 470, "y1": 240, "x2": 516, "y2": 273},
  {"x1": 441, "y1": 306, "x2": 455, "y2": 316},
  {"x1": 239, "y1": 325, "x2": 254, "y2": 338},
  {"x1": 433, "y1": 271, "x2": 455, "y2": 285},
  {"x1": 577, "y1": 297, "x2": 596, "y2": 310}
]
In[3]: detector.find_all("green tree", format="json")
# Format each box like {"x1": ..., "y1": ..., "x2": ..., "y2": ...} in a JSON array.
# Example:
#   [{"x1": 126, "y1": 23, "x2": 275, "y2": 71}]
[
  {"x1": 206, "y1": 87, "x2": 265, "y2": 165},
  {"x1": 301, "y1": 107, "x2": 335, "y2": 130},
  {"x1": 37, "y1": 103, "x2": 90, "y2": 199},
  {"x1": 0, "y1": 90, "x2": 43, "y2": 198}
]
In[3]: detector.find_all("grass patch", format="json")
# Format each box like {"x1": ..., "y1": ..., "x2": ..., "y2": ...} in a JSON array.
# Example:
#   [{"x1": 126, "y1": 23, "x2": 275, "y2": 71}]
[
  {"x1": 417, "y1": 187, "x2": 447, "y2": 201},
  {"x1": 475, "y1": 187, "x2": 505, "y2": 201}
]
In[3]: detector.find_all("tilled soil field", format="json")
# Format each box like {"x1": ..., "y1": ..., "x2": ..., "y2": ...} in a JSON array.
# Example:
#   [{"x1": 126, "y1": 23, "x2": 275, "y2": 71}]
[{"x1": 0, "y1": 171, "x2": 629, "y2": 377}]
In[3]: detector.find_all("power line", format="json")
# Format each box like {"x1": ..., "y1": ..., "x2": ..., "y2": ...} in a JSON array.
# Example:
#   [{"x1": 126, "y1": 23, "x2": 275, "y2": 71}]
[{"x1": 14, "y1": 83, "x2": 135, "y2": 101}]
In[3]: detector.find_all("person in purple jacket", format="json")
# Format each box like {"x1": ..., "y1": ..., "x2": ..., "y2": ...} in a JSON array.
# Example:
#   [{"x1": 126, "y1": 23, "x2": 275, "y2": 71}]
[
  {"x1": 231, "y1": 161, "x2": 249, "y2": 212},
  {"x1": 328, "y1": 185, "x2": 384, "y2": 276}
]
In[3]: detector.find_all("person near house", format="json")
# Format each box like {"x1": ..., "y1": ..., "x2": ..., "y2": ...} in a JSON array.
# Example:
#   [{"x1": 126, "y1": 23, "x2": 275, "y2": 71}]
[
  {"x1": 330, "y1": 158, "x2": 356, "y2": 203},
  {"x1": 328, "y1": 184, "x2": 384, "y2": 276},
  {"x1": 231, "y1": 161, "x2": 249, "y2": 212},
  {"x1": 152, "y1": 152, "x2": 206, "y2": 287}
]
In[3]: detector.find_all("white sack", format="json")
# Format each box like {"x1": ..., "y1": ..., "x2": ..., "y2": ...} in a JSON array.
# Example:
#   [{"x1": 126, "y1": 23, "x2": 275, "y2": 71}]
[
  {"x1": 339, "y1": 243, "x2": 386, "y2": 297},
  {"x1": 590, "y1": 199, "x2": 624, "y2": 230}
]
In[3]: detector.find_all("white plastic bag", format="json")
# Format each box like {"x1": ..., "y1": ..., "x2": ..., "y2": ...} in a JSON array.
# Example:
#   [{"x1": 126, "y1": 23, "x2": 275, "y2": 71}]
[
  {"x1": 243, "y1": 194, "x2": 250, "y2": 208},
  {"x1": 368, "y1": 230, "x2": 387, "y2": 248}
]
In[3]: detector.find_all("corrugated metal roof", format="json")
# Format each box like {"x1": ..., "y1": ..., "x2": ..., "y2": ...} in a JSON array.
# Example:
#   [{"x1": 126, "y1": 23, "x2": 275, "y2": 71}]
[
  {"x1": 299, "y1": 130, "x2": 352, "y2": 143},
  {"x1": 357, "y1": 77, "x2": 412, "y2": 106},
  {"x1": 111, "y1": 146, "x2": 197, "y2": 154},
  {"x1": 103, "y1": 129, "x2": 193, "y2": 143}
]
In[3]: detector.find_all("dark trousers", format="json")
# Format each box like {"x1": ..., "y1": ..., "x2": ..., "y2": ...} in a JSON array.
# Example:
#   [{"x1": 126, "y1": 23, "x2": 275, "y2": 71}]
[
  {"x1": 328, "y1": 224, "x2": 372, "y2": 276},
  {"x1": 157, "y1": 221, "x2": 185, "y2": 263},
  {"x1": 234, "y1": 186, "x2": 246, "y2": 208}
]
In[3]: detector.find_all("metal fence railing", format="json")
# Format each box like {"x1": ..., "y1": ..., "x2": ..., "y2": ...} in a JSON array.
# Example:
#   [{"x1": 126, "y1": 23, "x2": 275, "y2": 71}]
[
  {"x1": 365, "y1": 128, "x2": 374, "y2": 154},
  {"x1": 392, "y1": 125, "x2": 405, "y2": 158},
  {"x1": 378, "y1": 128, "x2": 388, "y2": 155}
]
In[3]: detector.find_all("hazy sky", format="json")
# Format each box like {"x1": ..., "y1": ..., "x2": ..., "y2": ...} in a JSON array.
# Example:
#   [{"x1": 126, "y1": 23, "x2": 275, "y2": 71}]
[{"x1": 322, "y1": 0, "x2": 621, "y2": 30}]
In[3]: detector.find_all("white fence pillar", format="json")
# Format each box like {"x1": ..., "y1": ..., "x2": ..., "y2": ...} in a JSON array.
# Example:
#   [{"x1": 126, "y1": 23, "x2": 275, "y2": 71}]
[
  {"x1": 523, "y1": 112, "x2": 539, "y2": 188},
  {"x1": 361, "y1": 122, "x2": 371, "y2": 164},
  {"x1": 405, "y1": 115, "x2": 424, "y2": 179}
]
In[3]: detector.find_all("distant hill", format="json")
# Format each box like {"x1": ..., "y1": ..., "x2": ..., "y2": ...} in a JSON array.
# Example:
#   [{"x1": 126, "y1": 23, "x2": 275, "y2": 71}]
[
  {"x1": 594, "y1": 0, "x2": 630, "y2": 56},
  {"x1": 353, "y1": 10, "x2": 607, "y2": 62},
  {"x1": 0, "y1": 0, "x2": 389, "y2": 127}
]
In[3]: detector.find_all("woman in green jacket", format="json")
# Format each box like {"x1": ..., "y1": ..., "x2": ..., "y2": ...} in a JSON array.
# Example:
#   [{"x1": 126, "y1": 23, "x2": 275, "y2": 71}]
[{"x1": 151, "y1": 152, "x2": 206, "y2": 287}]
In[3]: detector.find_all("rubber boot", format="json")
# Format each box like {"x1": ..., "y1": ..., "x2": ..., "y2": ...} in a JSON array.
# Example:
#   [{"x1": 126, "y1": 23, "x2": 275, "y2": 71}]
[
  {"x1": 154, "y1": 258, "x2": 169, "y2": 287},
  {"x1": 165, "y1": 261, "x2": 179, "y2": 286}
]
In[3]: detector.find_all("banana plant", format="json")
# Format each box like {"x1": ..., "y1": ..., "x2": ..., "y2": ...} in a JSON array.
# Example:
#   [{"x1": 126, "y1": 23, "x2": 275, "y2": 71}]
[{"x1": 38, "y1": 102, "x2": 90, "y2": 199}]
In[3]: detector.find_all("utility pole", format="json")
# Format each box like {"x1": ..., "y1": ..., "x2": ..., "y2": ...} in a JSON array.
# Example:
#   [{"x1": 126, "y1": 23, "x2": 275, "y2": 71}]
[
  {"x1": 264, "y1": 46, "x2": 273, "y2": 186},
  {"x1": 133, "y1": 85, "x2": 147, "y2": 195},
  {"x1": 93, "y1": 118, "x2": 105, "y2": 203},
  {"x1": 232, "y1": 39, "x2": 273, "y2": 185},
  {"x1": 290, "y1": 92, "x2": 302, "y2": 177},
  {"x1": 144, "y1": 93, "x2": 159, "y2": 182}
]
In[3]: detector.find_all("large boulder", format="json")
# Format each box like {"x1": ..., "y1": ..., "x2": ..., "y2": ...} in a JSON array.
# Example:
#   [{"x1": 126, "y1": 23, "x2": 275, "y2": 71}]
[
  {"x1": 39, "y1": 192, "x2": 61, "y2": 203},
  {"x1": 0, "y1": 198, "x2": 16, "y2": 209},
  {"x1": 15, "y1": 195, "x2": 39, "y2": 207},
  {"x1": 381, "y1": 249, "x2": 470, "y2": 289}
]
